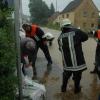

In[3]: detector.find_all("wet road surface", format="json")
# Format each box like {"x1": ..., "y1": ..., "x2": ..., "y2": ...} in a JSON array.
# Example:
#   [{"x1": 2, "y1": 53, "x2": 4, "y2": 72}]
[{"x1": 33, "y1": 28, "x2": 100, "y2": 100}]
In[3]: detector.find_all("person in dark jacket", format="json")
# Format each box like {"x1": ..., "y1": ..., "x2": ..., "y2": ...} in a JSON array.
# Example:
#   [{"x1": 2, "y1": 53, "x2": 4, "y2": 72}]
[
  {"x1": 90, "y1": 29, "x2": 100, "y2": 79},
  {"x1": 20, "y1": 36, "x2": 36, "y2": 77},
  {"x1": 22, "y1": 24, "x2": 52, "y2": 76},
  {"x1": 58, "y1": 19, "x2": 88, "y2": 94}
]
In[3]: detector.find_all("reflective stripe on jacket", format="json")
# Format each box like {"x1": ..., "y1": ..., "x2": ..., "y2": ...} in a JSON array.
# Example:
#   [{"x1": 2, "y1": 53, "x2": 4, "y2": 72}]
[
  {"x1": 30, "y1": 25, "x2": 40, "y2": 42},
  {"x1": 31, "y1": 25, "x2": 38, "y2": 37},
  {"x1": 58, "y1": 28, "x2": 88, "y2": 71}
]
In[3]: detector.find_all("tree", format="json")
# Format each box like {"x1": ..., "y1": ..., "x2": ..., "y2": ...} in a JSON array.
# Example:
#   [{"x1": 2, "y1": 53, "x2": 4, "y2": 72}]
[
  {"x1": 49, "y1": 3, "x2": 55, "y2": 17},
  {"x1": 29, "y1": 0, "x2": 50, "y2": 24},
  {"x1": 0, "y1": 0, "x2": 8, "y2": 28}
]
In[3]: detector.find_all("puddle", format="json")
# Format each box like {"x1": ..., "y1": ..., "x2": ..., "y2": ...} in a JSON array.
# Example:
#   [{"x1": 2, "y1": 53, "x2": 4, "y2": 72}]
[{"x1": 54, "y1": 92, "x2": 90, "y2": 100}]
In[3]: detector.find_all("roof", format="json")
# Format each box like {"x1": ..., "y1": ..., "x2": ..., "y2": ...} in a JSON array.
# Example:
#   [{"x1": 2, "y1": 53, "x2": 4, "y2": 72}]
[
  {"x1": 62, "y1": 0, "x2": 83, "y2": 13},
  {"x1": 48, "y1": 12, "x2": 60, "y2": 21}
]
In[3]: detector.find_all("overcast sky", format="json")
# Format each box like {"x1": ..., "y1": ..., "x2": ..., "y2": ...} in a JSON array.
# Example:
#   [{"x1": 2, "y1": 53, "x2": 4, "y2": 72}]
[{"x1": 22, "y1": 0, "x2": 100, "y2": 15}]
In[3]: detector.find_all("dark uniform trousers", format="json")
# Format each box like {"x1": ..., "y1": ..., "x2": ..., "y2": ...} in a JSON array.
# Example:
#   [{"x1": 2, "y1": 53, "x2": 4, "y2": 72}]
[
  {"x1": 61, "y1": 70, "x2": 82, "y2": 92},
  {"x1": 32, "y1": 42, "x2": 52, "y2": 76},
  {"x1": 95, "y1": 44, "x2": 100, "y2": 79},
  {"x1": 39, "y1": 43, "x2": 52, "y2": 64}
]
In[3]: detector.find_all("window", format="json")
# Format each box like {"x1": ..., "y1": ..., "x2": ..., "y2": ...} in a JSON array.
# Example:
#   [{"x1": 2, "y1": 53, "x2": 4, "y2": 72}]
[
  {"x1": 83, "y1": 23, "x2": 86, "y2": 27},
  {"x1": 91, "y1": 23, "x2": 95, "y2": 28},
  {"x1": 91, "y1": 12, "x2": 95, "y2": 17},
  {"x1": 83, "y1": 11, "x2": 88, "y2": 17},
  {"x1": 66, "y1": 14, "x2": 69, "y2": 18},
  {"x1": 62, "y1": 14, "x2": 64, "y2": 18}
]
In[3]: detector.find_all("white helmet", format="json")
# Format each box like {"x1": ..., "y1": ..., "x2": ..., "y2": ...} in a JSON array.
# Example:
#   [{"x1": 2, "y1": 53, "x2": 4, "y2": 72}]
[
  {"x1": 42, "y1": 32, "x2": 54, "y2": 40},
  {"x1": 60, "y1": 19, "x2": 71, "y2": 28}
]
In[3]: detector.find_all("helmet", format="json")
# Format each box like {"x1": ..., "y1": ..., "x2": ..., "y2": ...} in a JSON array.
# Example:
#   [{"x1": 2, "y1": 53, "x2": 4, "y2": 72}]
[
  {"x1": 42, "y1": 32, "x2": 54, "y2": 40},
  {"x1": 60, "y1": 19, "x2": 71, "y2": 28}
]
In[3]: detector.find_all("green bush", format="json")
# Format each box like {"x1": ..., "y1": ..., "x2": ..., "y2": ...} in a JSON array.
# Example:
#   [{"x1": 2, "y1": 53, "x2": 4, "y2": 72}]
[
  {"x1": 0, "y1": 2, "x2": 17, "y2": 100},
  {"x1": 46, "y1": 22, "x2": 60, "y2": 30},
  {"x1": 0, "y1": 26, "x2": 17, "y2": 100}
]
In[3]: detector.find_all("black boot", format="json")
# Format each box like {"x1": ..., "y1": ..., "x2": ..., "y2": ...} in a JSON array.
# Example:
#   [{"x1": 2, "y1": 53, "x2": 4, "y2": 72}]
[
  {"x1": 49, "y1": 41, "x2": 52, "y2": 46},
  {"x1": 74, "y1": 77, "x2": 81, "y2": 94},
  {"x1": 74, "y1": 86, "x2": 81, "y2": 94},
  {"x1": 47, "y1": 62, "x2": 52, "y2": 67},
  {"x1": 61, "y1": 72, "x2": 68, "y2": 92},
  {"x1": 61, "y1": 85, "x2": 67, "y2": 92}
]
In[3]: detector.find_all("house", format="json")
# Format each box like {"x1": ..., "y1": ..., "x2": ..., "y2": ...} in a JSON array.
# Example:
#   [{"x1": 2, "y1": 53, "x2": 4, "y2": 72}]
[
  {"x1": 53, "y1": 0, "x2": 99, "y2": 31},
  {"x1": 48, "y1": 12, "x2": 60, "y2": 24}
]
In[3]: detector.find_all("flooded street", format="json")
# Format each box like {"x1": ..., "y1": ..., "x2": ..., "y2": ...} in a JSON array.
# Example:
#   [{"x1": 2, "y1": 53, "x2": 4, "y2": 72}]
[{"x1": 35, "y1": 28, "x2": 100, "y2": 100}]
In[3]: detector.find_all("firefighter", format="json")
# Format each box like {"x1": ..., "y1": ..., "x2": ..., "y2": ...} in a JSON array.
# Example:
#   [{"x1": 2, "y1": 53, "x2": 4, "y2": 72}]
[
  {"x1": 58, "y1": 19, "x2": 88, "y2": 94},
  {"x1": 22, "y1": 24, "x2": 52, "y2": 77}
]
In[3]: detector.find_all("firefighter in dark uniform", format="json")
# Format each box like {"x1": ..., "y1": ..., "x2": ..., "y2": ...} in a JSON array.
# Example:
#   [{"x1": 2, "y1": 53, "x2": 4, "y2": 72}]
[
  {"x1": 22, "y1": 24, "x2": 52, "y2": 77},
  {"x1": 58, "y1": 19, "x2": 88, "y2": 94}
]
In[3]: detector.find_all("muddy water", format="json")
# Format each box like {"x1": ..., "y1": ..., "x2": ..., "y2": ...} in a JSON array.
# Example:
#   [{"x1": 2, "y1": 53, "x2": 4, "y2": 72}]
[{"x1": 37, "y1": 63, "x2": 100, "y2": 100}]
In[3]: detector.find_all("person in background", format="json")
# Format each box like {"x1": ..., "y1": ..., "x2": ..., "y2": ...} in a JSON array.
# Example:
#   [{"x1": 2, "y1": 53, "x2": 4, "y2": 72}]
[
  {"x1": 58, "y1": 19, "x2": 88, "y2": 94},
  {"x1": 90, "y1": 28, "x2": 100, "y2": 79},
  {"x1": 22, "y1": 23, "x2": 52, "y2": 76}
]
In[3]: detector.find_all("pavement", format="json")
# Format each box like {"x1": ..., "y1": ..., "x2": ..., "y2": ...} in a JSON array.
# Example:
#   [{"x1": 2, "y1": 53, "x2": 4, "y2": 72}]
[{"x1": 28, "y1": 27, "x2": 100, "y2": 100}]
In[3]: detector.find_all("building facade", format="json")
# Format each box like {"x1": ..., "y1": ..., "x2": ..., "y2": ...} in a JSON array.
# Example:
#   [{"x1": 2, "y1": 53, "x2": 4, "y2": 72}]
[{"x1": 53, "y1": 0, "x2": 99, "y2": 31}]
